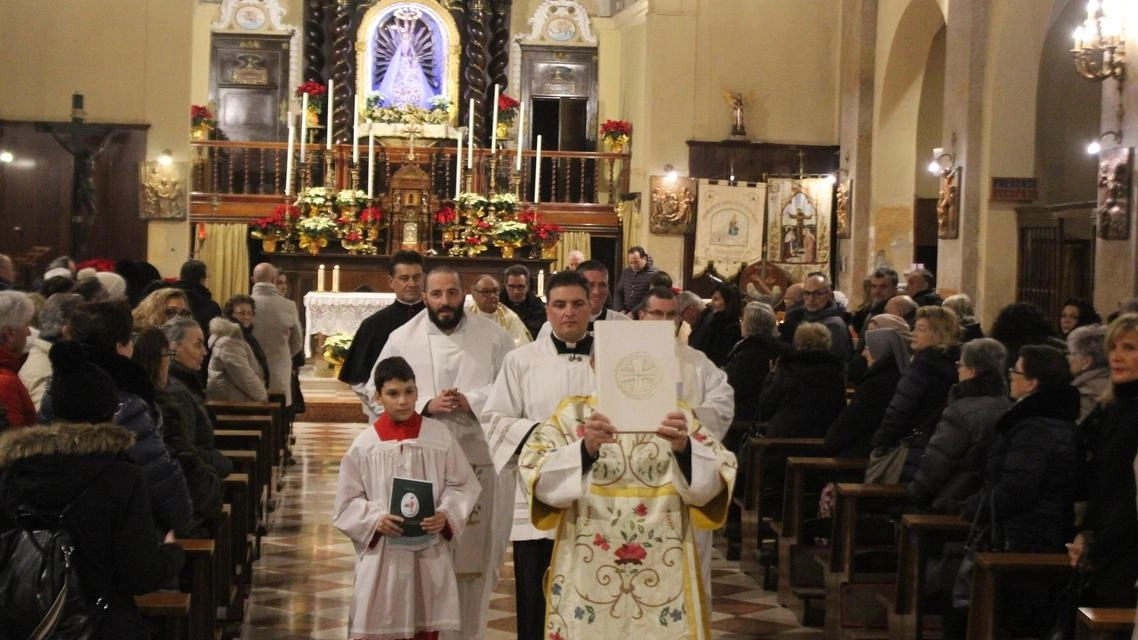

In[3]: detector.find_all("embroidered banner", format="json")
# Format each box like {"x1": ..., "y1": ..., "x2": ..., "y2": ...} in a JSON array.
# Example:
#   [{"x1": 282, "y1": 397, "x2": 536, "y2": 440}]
[
  {"x1": 693, "y1": 180, "x2": 766, "y2": 279},
  {"x1": 764, "y1": 178, "x2": 833, "y2": 284}
]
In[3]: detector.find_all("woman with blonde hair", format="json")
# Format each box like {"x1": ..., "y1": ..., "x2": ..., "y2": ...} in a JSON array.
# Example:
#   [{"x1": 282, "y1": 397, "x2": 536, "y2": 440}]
[
  {"x1": 133, "y1": 287, "x2": 192, "y2": 330},
  {"x1": 870, "y1": 305, "x2": 961, "y2": 482}
]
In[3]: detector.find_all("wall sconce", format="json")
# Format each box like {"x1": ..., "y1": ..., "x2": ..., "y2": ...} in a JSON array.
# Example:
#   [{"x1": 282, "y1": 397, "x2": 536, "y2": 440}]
[
  {"x1": 927, "y1": 147, "x2": 956, "y2": 176},
  {"x1": 1087, "y1": 130, "x2": 1122, "y2": 154},
  {"x1": 663, "y1": 163, "x2": 678, "y2": 182},
  {"x1": 0, "y1": 151, "x2": 12, "y2": 164},
  {"x1": 1072, "y1": 0, "x2": 1126, "y2": 81},
  {"x1": 157, "y1": 149, "x2": 173, "y2": 166}
]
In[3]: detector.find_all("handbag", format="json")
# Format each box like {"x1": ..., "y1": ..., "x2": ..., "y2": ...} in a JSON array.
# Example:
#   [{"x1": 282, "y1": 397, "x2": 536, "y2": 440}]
[
  {"x1": 952, "y1": 487, "x2": 999, "y2": 609},
  {"x1": 864, "y1": 433, "x2": 914, "y2": 484}
]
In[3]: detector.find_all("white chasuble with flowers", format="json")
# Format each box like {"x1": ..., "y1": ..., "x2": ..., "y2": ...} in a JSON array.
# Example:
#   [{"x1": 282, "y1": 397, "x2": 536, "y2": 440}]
[{"x1": 519, "y1": 396, "x2": 737, "y2": 640}]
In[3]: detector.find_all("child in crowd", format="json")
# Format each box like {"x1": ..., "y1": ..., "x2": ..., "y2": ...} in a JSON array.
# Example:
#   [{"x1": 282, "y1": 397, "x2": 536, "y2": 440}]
[{"x1": 332, "y1": 356, "x2": 480, "y2": 640}]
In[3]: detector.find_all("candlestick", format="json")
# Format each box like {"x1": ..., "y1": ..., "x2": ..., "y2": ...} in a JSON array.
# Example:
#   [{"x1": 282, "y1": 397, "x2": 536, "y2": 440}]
[
  {"x1": 537, "y1": 269, "x2": 545, "y2": 300},
  {"x1": 455, "y1": 128, "x2": 463, "y2": 199},
  {"x1": 515, "y1": 102, "x2": 525, "y2": 171},
  {"x1": 300, "y1": 94, "x2": 308, "y2": 163},
  {"x1": 467, "y1": 98, "x2": 475, "y2": 169},
  {"x1": 533, "y1": 134, "x2": 542, "y2": 203},
  {"x1": 352, "y1": 98, "x2": 360, "y2": 163},
  {"x1": 284, "y1": 115, "x2": 295, "y2": 196},
  {"x1": 367, "y1": 126, "x2": 375, "y2": 199},
  {"x1": 490, "y1": 84, "x2": 500, "y2": 153},
  {"x1": 326, "y1": 79, "x2": 334, "y2": 150},
  {"x1": 317, "y1": 265, "x2": 326, "y2": 292},
  {"x1": 71, "y1": 92, "x2": 84, "y2": 123},
  {"x1": 332, "y1": 265, "x2": 341, "y2": 292}
]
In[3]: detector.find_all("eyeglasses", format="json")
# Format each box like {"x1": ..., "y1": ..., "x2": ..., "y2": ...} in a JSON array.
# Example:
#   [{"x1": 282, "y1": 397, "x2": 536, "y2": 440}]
[
  {"x1": 474, "y1": 288, "x2": 500, "y2": 296},
  {"x1": 164, "y1": 307, "x2": 192, "y2": 319},
  {"x1": 1008, "y1": 368, "x2": 1026, "y2": 377},
  {"x1": 802, "y1": 289, "x2": 830, "y2": 298}
]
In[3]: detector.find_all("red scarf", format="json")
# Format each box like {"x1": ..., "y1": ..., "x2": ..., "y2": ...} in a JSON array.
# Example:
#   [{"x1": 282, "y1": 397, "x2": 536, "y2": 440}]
[{"x1": 374, "y1": 411, "x2": 423, "y2": 441}]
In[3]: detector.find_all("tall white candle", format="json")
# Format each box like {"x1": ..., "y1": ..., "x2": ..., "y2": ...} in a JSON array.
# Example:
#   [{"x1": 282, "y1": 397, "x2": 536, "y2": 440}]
[
  {"x1": 326, "y1": 79, "x2": 334, "y2": 150},
  {"x1": 352, "y1": 98, "x2": 359, "y2": 163},
  {"x1": 490, "y1": 84, "x2": 500, "y2": 154},
  {"x1": 515, "y1": 102, "x2": 525, "y2": 171},
  {"x1": 455, "y1": 128, "x2": 463, "y2": 199},
  {"x1": 537, "y1": 269, "x2": 545, "y2": 299},
  {"x1": 300, "y1": 94, "x2": 309, "y2": 163},
  {"x1": 284, "y1": 115, "x2": 295, "y2": 196},
  {"x1": 332, "y1": 265, "x2": 341, "y2": 292},
  {"x1": 317, "y1": 264, "x2": 326, "y2": 292},
  {"x1": 367, "y1": 127, "x2": 375, "y2": 199},
  {"x1": 533, "y1": 134, "x2": 542, "y2": 203},
  {"x1": 467, "y1": 98, "x2": 475, "y2": 169}
]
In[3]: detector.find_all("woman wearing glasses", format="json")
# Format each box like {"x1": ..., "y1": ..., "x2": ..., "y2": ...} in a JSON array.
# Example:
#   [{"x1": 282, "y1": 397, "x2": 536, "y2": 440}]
[{"x1": 132, "y1": 287, "x2": 194, "y2": 331}]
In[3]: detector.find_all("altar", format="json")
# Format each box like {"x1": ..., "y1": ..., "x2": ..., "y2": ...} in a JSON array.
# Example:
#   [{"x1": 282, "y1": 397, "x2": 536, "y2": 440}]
[{"x1": 303, "y1": 290, "x2": 477, "y2": 356}]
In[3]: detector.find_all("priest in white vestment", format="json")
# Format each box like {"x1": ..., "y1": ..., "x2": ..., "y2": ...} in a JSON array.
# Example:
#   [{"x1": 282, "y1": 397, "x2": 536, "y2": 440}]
[
  {"x1": 519, "y1": 397, "x2": 737, "y2": 639},
  {"x1": 332, "y1": 356, "x2": 481, "y2": 640},
  {"x1": 465, "y1": 274, "x2": 532, "y2": 347},
  {"x1": 366, "y1": 267, "x2": 516, "y2": 640},
  {"x1": 535, "y1": 260, "x2": 628, "y2": 341}
]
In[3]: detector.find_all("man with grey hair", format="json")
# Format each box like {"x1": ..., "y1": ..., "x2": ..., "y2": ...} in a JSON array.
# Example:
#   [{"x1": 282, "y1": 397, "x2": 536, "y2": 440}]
[
  {"x1": 906, "y1": 268, "x2": 942, "y2": 307},
  {"x1": 565, "y1": 249, "x2": 585, "y2": 271},
  {"x1": 0, "y1": 290, "x2": 36, "y2": 426},
  {"x1": 250, "y1": 262, "x2": 303, "y2": 408},
  {"x1": 19, "y1": 292, "x2": 84, "y2": 409},
  {"x1": 467, "y1": 273, "x2": 532, "y2": 347},
  {"x1": 676, "y1": 290, "x2": 712, "y2": 341},
  {"x1": 1067, "y1": 324, "x2": 1109, "y2": 421},
  {"x1": 0, "y1": 253, "x2": 14, "y2": 291},
  {"x1": 725, "y1": 301, "x2": 790, "y2": 421}
]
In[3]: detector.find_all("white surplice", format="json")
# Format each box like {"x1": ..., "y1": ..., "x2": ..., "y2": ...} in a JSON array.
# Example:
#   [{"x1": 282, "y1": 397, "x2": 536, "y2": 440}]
[
  {"x1": 332, "y1": 418, "x2": 481, "y2": 640},
  {"x1": 368, "y1": 311, "x2": 516, "y2": 640},
  {"x1": 519, "y1": 396, "x2": 737, "y2": 639}
]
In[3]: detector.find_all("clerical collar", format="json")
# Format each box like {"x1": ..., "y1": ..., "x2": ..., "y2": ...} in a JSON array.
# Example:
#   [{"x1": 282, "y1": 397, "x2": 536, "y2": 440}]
[
  {"x1": 550, "y1": 333, "x2": 593, "y2": 357},
  {"x1": 395, "y1": 298, "x2": 423, "y2": 307},
  {"x1": 374, "y1": 412, "x2": 423, "y2": 441}
]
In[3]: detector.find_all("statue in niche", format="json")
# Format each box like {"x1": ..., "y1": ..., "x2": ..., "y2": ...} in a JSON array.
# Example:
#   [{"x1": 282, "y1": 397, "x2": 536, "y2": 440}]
[
  {"x1": 373, "y1": 6, "x2": 440, "y2": 109},
  {"x1": 1097, "y1": 148, "x2": 1132, "y2": 240},
  {"x1": 936, "y1": 170, "x2": 959, "y2": 239}
]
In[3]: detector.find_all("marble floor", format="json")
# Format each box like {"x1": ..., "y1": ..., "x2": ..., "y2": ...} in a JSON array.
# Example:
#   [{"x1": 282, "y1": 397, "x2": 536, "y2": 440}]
[{"x1": 239, "y1": 421, "x2": 821, "y2": 640}]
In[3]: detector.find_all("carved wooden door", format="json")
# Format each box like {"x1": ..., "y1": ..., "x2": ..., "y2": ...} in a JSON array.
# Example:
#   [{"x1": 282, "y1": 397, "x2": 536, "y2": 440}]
[{"x1": 209, "y1": 34, "x2": 291, "y2": 142}]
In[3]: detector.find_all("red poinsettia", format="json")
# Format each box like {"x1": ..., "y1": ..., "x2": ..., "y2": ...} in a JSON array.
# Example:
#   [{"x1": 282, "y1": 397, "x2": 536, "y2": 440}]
[
  {"x1": 190, "y1": 105, "x2": 215, "y2": 127},
  {"x1": 498, "y1": 93, "x2": 520, "y2": 112},
  {"x1": 342, "y1": 230, "x2": 363, "y2": 242},
  {"x1": 532, "y1": 222, "x2": 562, "y2": 243},
  {"x1": 295, "y1": 81, "x2": 327, "y2": 98},
  {"x1": 359, "y1": 206, "x2": 383, "y2": 224},
  {"x1": 614, "y1": 542, "x2": 647, "y2": 565},
  {"x1": 475, "y1": 219, "x2": 491, "y2": 230},
  {"x1": 600, "y1": 119, "x2": 632, "y2": 141},
  {"x1": 273, "y1": 203, "x2": 298, "y2": 220},
  {"x1": 463, "y1": 235, "x2": 483, "y2": 246},
  {"x1": 517, "y1": 209, "x2": 537, "y2": 225},
  {"x1": 434, "y1": 205, "x2": 457, "y2": 226},
  {"x1": 77, "y1": 258, "x2": 115, "y2": 273}
]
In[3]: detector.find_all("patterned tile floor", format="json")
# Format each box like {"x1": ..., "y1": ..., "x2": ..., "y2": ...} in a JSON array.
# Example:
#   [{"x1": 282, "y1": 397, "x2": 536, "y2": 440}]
[{"x1": 239, "y1": 421, "x2": 822, "y2": 639}]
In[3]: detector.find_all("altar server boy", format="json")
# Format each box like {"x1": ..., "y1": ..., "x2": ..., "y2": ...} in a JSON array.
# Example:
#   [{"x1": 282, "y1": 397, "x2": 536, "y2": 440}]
[{"x1": 333, "y1": 356, "x2": 481, "y2": 640}]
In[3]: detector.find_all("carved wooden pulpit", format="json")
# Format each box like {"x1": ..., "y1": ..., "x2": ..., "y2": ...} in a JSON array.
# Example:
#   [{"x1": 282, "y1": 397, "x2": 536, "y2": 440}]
[{"x1": 383, "y1": 162, "x2": 437, "y2": 254}]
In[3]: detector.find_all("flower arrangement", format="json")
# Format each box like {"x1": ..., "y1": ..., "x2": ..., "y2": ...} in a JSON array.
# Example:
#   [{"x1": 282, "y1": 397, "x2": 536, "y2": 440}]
[
  {"x1": 531, "y1": 221, "x2": 562, "y2": 244},
  {"x1": 77, "y1": 258, "x2": 115, "y2": 273},
  {"x1": 455, "y1": 192, "x2": 488, "y2": 213},
  {"x1": 489, "y1": 193, "x2": 519, "y2": 215},
  {"x1": 457, "y1": 234, "x2": 488, "y2": 256},
  {"x1": 296, "y1": 82, "x2": 327, "y2": 101},
  {"x1": 365, "y1": 92, "x2": 451, "y2": 125},
  {"x1": 191, "y1": 105, "x2": 215, "y2": 128},
  {"x1": 434, "y1": 204, "x2": 457, "y2": 227},
  {"x1": 249, "y1": 204, "x2": 295, "y2": 241},
  {"x1": 334, "y1": 189, "x2": 370, "y2": 211},
  {"x1": 600, "y1": 119, "x2": 632, "y2": 142},
  {"x1": 298, "y1": 186, "x2": 333, "y2": 215},
  {"x1": 298, "y1": 216, "x2": 338, "y2": 238},
  {"x1": 358, "y1": 206, "x2": 383, "y2": 226},
  {"x1": 493, "y1": 220, "x2": 530, "y2": 245},
  {"x1": 322, "y1": 332, "x2": 353, "y2": 364}
]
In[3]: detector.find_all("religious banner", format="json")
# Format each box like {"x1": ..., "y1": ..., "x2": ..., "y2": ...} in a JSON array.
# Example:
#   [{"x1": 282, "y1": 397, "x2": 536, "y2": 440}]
[
  {"x1": 764, "y1": 178, "x2": 833, "y2": 284},
  {"x1": 693, "y1": 180, "x2": 766, "y2": 279}
]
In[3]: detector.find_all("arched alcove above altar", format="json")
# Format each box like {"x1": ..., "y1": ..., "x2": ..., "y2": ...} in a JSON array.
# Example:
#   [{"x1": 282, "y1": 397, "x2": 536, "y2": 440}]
[{"x1": 355, "y1": 0, "x2": 460, "y2": 123}]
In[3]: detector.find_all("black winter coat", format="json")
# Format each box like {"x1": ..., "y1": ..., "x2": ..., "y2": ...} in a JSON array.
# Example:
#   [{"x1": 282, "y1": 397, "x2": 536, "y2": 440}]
[
  {"x1": 692, "y1": 310, "x2": 743, "y2": 368},
  {"x1": 758, "y1": 349, "x2": 847, "y2": 438},
  {"x1": 168, "y1": 362, "x2": 233, "y2": 478},
  {"x1": 38, "y1": 348, "x2": 193, "y2": 533},
  {"x1": 825, "y1": 354, "x2": 902, "y2": 458},
  {"x1": 724, "y1": 335, "x2": 791, "y2": 422},
  {"x1": 173, "y1": 280, "x2": 222, "y2": 341},
  {"x1": 500, "y1": 291, "x2": 547, "y2": 341},
  {"x1": 959, "y1": 384, "x2": 1082, "y2": 553},
  {"x1": 1079, "y1": 379, "x2": 1138, "y2": 607},
  {"x1": 0, "y1": 423, "x2": 185, "y2": 640},
  {"x1": 153, "y1": 388, "x2": 223, "y2": 535},
  {"x1": 909, "y1": 372, "x2": 1011, "y2": 508},
  {"x1": 871, "y1": 346, "x2": 959, "y2": 451}
]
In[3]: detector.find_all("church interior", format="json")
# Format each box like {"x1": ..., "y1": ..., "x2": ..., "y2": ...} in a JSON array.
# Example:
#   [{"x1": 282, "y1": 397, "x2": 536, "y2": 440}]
[{"x1": 2, "y1": 0, "x2": 1138, "y2": 638}]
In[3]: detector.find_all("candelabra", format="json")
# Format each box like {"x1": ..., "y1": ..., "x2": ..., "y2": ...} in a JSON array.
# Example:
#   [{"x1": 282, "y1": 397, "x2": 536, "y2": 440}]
[
  {"x1": 324, "y1": 149, "x2": 336, "y2": 189},
  {"x1": 1072, "y1": 0, "x2": 1126, "y2": 81},
  {"x1": 349, "y1": 161, "x2": 360, "y2": 192}
]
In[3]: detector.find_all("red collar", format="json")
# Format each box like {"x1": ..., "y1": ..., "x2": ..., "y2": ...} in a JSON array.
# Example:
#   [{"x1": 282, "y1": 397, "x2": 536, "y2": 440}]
[{"x1": 374, "y1": 412, "x2": 423, "y2": 441}]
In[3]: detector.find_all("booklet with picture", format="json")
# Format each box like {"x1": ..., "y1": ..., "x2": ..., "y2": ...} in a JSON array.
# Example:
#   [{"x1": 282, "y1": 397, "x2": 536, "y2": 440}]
[{"x1": 387, "y1": 476, "x2": 436, "y2": 550}]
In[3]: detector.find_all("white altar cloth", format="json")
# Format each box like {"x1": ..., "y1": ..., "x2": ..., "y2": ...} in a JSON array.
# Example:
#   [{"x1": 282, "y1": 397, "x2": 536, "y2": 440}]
[{"x1": 303, "y1": 291, "x2": 475, "y2": 356}]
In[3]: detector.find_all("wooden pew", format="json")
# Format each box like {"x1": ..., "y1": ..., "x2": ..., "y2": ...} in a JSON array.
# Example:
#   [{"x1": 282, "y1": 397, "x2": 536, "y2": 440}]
[
  {"x1": 824, "y1": 483, "x2": 910, "y2": 638},
  {"x1": 136, "y1": 592, "x2": 192, "y2": 640},
  {"x1": 1077, "y1": 608, "x2": 1136, "y2": 640},
  {"x1": 223, "y1": 473, "x2": 253, "y2": 572},
  {"x1": 215, "y1": 420, "x2": 272, "y2": 514},
  {"x1": 736, "y1": 436, "x2": 827, "y2": 588},
  {"x1": 777, "y1": 457, "x2": 868, "y2": 616},
  {"x1": 206, "y1": 399, "x2": 284, "y2": 471},
  {"x1": 219, "y1": 449, "x2": 266, "y2": 554},
  {"x1": 965, "y1": 552, "x2": 1069, "y2": 640},
  {"x1": 889, "y1": 513, "x2": 971, "y2": 640},
  {"x1": 176, "y1": 538, "x2": 217, "y2": 640}
]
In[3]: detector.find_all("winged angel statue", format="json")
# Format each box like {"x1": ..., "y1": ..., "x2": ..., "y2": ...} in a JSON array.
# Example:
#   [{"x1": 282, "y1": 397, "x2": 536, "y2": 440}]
[
  {"x1": 722, "y1": 89, "x2": 754, "y2": 139},
  {"x1": 373, "y1": 6, "x2": 441, "y2": 109}
]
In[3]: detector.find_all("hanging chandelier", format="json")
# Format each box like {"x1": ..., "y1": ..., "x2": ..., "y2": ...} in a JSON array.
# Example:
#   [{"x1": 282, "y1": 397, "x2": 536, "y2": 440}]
[{"x1": 1071, "y1": 0, "x2": 1126, "y2": 81}]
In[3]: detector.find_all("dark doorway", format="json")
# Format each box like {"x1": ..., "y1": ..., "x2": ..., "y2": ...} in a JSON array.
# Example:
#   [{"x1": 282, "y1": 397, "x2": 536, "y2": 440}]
[
  {"x1": 531, "y1": 97, "x2": 593, "y2": 202},
  {"x1": 914, "y1": 197, "x2": 939, "y2": 275}
]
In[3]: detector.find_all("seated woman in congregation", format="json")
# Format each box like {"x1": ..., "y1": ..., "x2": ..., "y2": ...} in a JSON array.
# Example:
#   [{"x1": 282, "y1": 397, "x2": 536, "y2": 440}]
[
  {"x1": 222, "y1": 294, "x2": 270, "y2": 390},
  {"x1": 161, "y1": 316, "x2": 232, "y2": 478},
  {"x1": 1057, "y1": 296, "x2": 1101, "y2": 339},
  {"x1": 945, "y1": 345, "x2": 1081, "y2": 637},
  {"x1": 132, "y1": 286, "x2": 192, "y2": 331},
  {"x1": 723, "y1": 301, "x2": 789, "y2": 422},
  {"x1": 942, "y1": 293, "x2": 983, "y2": 343},
  {"x1": 1065, "y1": 324, "x2": 1108, "y2": 422},
  {"x1": 207, "y1": 314, "x2": 268, "y2": 402},
  {"x1": 690, "y1": 283, "x2": 744, "y2": 367},
  {"x1": 1067, "y1": 313, "x2": 1138, "y2": 609},
  {"x1": 758, "y1": 321, "x2": 847, "y2": 439},
  {"x1": 870, "y1": 306, "x2": 961, "y2": 483},
  {"x1": 825, "y1": 322, "x2": 910, "y2": 458},
  {"x1": 908, "y1": 338, "x2": 1011, "y2": 510}
]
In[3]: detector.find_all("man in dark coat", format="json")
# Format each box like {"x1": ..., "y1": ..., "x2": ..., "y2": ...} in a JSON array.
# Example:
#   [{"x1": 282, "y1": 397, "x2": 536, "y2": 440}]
[
  {"x1": 499, "y1": 263, "x2": 546, "y2": 339},
  {"x1": 906, "y1": 268, "x2": 943, "y2": 307},
  {"x1": 724, "y1": 302, "x2": 790, "y2": 422},
  {"x1": 173, "y1": 260, "x2": 222, "y2": 341},
  {"x1": 338, "y1": 251, "x2": 425, "y2": 387},
  {"x1": 613, "y1": 246, "x2": 658, "y2": 313}
]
